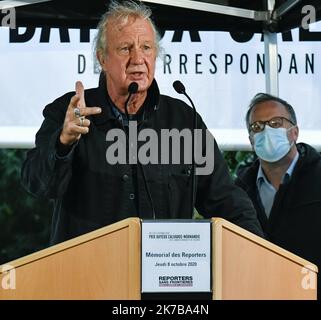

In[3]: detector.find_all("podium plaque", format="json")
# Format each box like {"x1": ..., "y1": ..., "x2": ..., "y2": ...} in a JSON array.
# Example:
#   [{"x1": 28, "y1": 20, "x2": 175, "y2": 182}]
[{"x1": 141, "y1": 220, "x2": 211, "y2": 293}]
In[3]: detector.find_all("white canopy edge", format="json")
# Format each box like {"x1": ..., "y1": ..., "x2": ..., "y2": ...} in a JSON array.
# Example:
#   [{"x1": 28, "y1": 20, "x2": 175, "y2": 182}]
[
  {"x1": 0, "y1": 0, "x2": 50, "y2": 10},
  {"x1": 1, "y1": 126, "x2": 321, "y2": 151}
]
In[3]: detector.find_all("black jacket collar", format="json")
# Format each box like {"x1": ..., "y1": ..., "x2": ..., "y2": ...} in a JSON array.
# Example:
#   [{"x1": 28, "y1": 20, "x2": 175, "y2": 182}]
[{"x1": 87, "y1": 76, "x2": 160, "y2": 128}]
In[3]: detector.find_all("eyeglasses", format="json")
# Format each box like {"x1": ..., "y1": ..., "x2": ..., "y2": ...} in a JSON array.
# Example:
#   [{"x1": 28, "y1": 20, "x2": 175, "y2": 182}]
[{"x1": 249, "y1": 116, "x2": 295, "y2": 133}]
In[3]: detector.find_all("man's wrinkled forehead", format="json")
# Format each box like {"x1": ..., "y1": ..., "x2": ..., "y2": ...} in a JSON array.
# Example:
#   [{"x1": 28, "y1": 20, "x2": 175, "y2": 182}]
[{"x1": 106, "y1": 16, "x2": 152, "y2": 35}]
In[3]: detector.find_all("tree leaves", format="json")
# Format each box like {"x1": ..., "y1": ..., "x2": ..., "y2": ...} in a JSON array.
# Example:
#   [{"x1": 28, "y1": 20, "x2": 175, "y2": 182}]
[{"x1": 0, "y1": 149, "x2": 52, "y2": 264}]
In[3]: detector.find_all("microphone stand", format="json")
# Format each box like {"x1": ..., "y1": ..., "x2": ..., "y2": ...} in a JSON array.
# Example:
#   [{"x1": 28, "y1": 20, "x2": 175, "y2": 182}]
[{"x1": 173, "y1": 81, "x2": 197, "y2": 218}]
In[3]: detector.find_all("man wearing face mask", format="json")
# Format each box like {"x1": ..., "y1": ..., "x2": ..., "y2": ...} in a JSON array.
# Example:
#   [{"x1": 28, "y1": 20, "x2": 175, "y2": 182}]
[{"x1": 235, "y1": 93, "x2": 321, "y2": 299}]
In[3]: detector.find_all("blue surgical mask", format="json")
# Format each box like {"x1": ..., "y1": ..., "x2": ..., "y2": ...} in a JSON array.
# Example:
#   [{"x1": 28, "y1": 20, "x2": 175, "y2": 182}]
[{"x1": 253, "y1": 126, "x2": 294, "y2": 162}]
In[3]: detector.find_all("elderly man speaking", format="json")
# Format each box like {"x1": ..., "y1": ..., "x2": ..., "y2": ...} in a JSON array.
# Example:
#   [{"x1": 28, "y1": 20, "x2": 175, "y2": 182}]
[{"x1": 22, "y1": 0, "x2": 263, "y2": 245}]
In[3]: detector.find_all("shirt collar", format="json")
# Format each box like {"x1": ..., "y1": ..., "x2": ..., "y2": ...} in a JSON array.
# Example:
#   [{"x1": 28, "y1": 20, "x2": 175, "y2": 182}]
[
  {"x1": 286, "y1": 151, "x2": 299, "y2": 177},
  {"x1": 256, "y1": 151, "x2": 299, "y2": 188},
  {"x1": 256, "y1": 166, "x2": 268, "y2": 188},
  {"x1": 111, "y1": 103, "x2": 123, "y2": 121}
]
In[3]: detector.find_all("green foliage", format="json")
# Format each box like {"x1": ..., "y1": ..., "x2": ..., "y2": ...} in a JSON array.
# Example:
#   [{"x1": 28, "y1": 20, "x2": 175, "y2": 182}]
[
  {"x1": 193, "y1": 151, "x2": 255, "y2": 220},
  {"x1": 0, "y1": 149, "x2": 52, "y2": 264},
  {"x1": 223, "y1": 150, "x2": 256, "y2": 178},
  {"x1": 0, "y1": 149, "x2": 255, "y2": 264}
]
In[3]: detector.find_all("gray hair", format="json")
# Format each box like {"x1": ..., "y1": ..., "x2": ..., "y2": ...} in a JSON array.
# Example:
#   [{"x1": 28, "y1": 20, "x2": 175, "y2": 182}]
[
  {"x1": 95, "y1": 0, "x2": 161, "y2": 59},
  {"x1": 245, "y1": 93, "x2": 297, "y2": 131}
]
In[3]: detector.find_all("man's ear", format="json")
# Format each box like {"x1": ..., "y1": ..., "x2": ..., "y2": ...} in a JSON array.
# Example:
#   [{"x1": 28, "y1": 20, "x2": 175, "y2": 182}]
[
  {"x1": 96, "y1": 51, "x2": 105, "y2": 70},
  {"x1": 249, "y1": 134, "x2": 255, "y2": 150},
  {"x1": 293, "y1": 125, "x2": 299, "y2": 142}
]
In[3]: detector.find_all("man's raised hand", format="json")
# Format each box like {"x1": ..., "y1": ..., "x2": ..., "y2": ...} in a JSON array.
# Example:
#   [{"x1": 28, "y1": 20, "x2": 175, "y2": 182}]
[{"x1": 60, "y1": 81, "x2": 102, "y2": 146}]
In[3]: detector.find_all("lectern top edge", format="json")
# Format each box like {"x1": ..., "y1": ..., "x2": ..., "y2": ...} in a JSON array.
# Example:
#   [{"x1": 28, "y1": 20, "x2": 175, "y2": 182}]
[
  {"x1": 0, "y1": 217, "x2": 141, "y2": 273},
  {"x1": 212, "y1": 217, "x2": 318, "y2": 273},
  {"x1": 1, "y1": 217, "x2": 318, "y2": 276}
]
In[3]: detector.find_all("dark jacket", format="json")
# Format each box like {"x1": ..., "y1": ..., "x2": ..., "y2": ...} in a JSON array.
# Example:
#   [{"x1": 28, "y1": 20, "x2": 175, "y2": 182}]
[
  {"x1": 236, "y1": 143, "x2": 321, "y2": 298},
  {"x1": 21, "y1": 79, "x2": 263, "y2": 244}
]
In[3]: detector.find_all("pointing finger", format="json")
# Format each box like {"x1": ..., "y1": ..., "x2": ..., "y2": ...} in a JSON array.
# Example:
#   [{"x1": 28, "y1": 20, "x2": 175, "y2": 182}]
[{"x1": 75, "y1": 81, "x2": 86, "y2": 109}]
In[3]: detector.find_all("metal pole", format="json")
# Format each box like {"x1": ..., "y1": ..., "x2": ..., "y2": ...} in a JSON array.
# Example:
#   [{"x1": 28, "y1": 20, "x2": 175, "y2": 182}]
[
  {"x1": 274, "y1": 0, "x2": 301, "y2": 19},
  {"x1": 143, "y1": 0, "x2": 268, "y2": 21},
  {"x1": 264, "y1": 0, "x2": 279, "y2": 96},
  {"x1": 264, "y1": 31, "x2": 279, "y2": 96}
]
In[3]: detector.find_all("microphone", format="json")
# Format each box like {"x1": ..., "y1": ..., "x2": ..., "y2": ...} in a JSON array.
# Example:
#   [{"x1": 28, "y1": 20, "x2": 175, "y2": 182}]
[
  {"x1": 173, "y1": 80, "x2": 186, "y2": 94},
  {"x1": 124, "y1": 82, "x2": 156, "y2": 220},
  {"x1": 173, "y1": 80, "x2": 197, "y2": 218},
  {"x1": 128, "y1": 82, "x2": 139, "y2": 94},
  {"x1": 125, "y1": 82, "x2": 138, "y2": 121}
]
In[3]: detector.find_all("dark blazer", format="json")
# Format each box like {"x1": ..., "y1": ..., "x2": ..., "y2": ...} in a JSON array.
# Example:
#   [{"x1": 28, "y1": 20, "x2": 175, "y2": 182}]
[
  {"x1": 21, "y1": 79, "x2": 263, "y2": 244},
  {"x1": 236, "y1": 143, "x2": 321, "y2": 298}
]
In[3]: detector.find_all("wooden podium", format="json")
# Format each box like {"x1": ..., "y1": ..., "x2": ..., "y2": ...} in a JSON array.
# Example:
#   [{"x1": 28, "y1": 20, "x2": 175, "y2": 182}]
[{"x1": 0, "y1": 218, "x2": 317, "y2": 300}]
